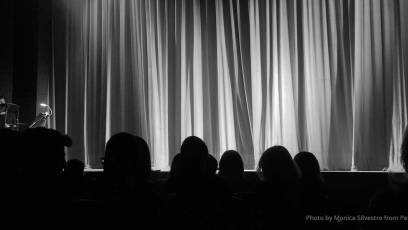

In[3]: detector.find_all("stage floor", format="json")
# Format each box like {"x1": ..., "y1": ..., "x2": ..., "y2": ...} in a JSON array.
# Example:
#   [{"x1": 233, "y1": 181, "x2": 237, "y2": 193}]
[{"x1": 84, "y1": 168, "x2": 406, "y2": 183}]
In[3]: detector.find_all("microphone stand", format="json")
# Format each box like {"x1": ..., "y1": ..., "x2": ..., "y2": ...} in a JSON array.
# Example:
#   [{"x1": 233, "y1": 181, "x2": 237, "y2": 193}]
[
  {"x1": 29, "y1": 104, "x2": 53, "y2": 128},
  {"x1": 43, "y1": 105, "x2": 52, "y2": 127}
]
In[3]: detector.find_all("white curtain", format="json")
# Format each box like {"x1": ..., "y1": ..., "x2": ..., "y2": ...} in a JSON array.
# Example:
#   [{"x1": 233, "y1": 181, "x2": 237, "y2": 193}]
[{"x1": 50, "y1": 0, "x2": 408, "y2": 170}]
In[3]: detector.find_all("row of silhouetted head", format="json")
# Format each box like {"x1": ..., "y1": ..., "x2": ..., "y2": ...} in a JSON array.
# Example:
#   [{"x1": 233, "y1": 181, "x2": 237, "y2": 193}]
[{"x1": 2, "y1": 126, "x2": 408, "y2": 229}]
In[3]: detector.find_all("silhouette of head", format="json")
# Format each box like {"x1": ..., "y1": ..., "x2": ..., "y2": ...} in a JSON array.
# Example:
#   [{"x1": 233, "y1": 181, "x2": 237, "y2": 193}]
[
  {"x1": 294, "y1": 151, "x2": 323, "y2": 183},
  {"x1": 65, "y1": 159, "x2": 85, "y2": 176},
  {"x1": 257, "y1": 146, "x2": 299, "y2": 183},
  {"x1": 0, "y1": 128, "x2": 22, "y2": 183},
  {"x1": 204, "y1": 154, "x2": 218, "y2": 175},
  {"x1": 170, "y1": 153, "x2": 182, "y2": 177},
  {"x1": 401, "y1": 126, "x2": 408, "y2": 172},
  {"x1": 180, "y1": 136, "x2": 209, "y2": 175},
  {"x1": 104, "y1": 133, "x2": 139, "y2": 182},
  {"x1": 132, "y1": 136, "x2": 151, "y2": 182},
  {"x1": 218, "y1": 150, "x2": 245, "y2": 180},
  {"x1": 22, "y1": 127, "x2": 71, "y2": 181}
]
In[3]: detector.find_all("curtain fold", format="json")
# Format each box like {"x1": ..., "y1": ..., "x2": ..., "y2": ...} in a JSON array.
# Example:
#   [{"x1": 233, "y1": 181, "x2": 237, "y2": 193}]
[{"x1": 51, "y1": 0, "x2": 408, "y2": 170}]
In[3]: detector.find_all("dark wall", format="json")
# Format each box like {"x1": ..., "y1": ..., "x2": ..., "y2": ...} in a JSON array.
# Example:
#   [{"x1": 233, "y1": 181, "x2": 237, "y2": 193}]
[
  {"x1": 0, "y1": 0, "x2": 54, "y2": 128},
  {"x1": 0, "y1": 0, "x2": 14, "y2": 101},
  {"x1": 37, "y1": 0, "x2": 53, "y2": 119},
  {"x1": 12, "y1": 0, "x2": 40, "y2": 124}
]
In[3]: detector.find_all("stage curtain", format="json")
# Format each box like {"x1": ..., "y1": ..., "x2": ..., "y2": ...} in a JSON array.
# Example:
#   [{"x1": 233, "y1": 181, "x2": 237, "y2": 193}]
[{"x1": 49, "y1": 0, "x2": 408, "y2": 171}]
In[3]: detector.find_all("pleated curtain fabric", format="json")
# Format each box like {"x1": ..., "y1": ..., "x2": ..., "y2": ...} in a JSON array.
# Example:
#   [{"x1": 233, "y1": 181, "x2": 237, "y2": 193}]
[{"x1": 50, "y1": 0, "x2": 408, "y2": 171}]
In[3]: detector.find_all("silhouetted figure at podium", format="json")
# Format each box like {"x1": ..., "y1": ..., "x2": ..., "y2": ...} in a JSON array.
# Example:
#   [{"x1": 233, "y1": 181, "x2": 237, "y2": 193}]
[{"x1": 0, "y1": 96, "x2": 17, "y2": 129}]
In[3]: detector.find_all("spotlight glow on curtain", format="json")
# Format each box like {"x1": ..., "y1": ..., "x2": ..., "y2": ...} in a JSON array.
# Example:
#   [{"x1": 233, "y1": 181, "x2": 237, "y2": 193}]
[{"x1": 50, "y1": 0, "x2": 408, "y2": 171}]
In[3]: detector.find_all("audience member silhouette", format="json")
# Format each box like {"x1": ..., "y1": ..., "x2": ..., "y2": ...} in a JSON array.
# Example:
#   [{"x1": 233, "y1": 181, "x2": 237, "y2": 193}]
[
  {"x1": 22, "y1": 128, "x2": 71, "y2": 181},
  {"x1": 254, "y1": 146, "x2": 303, "y2": 229},
  {"x1": 18, "y1": 127, "x2": 72, "y2": 229},
  {"x1": 169, "y1": 153, "x2": 182, "y2": 178},
  {"x1": 294, "y1": 151, "x2": 332, "y2": 230},
  {"x1": 0, "y1": 128, "x2": 27, "y2": 228},
  {"x1": 179, "y1": 136, "x2": 209, "y2": 175},
  {"x1": 402, "y1": 125, "x2": 408, "y2": 172},
  {"x1": 131, "y1": 135, "x2": 160, "y2": 192},
  {"x1": 204, "y1": 154, "x2": 218, "y2": 175},
  {"x1": 164, "y1": 136, "x2": 247, "y2": 229},
  {"x1": 164, "y1": 136, "x2": 232, "y2": 197},
  {"x1": 65, "y1": 159, "x2": 85, "y2": 176},
  {"x1": 363, "y1": 126, "x2": 408, "y2": 230},
  {"x1": 61, "y1": 159, "x2": 86, "y2": 201},
  {"x1": 218, "y1": 150, "x2": 253, "y2": 193},
  {"x1": 294, "y1": 151, "x2": 330, "y2": 197},
  {"x1": 98, "y1": 132, "x2": 168, "y2": 229},
  {"x1": 0, "y1": 128, "x2": 23, "y2": 198},
  {"x1": 9, "y1": 126, "x2": 406, "y2": 229},
  {"x1": 156, "y1": 153, "x2": 182, "y2": 195}
]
